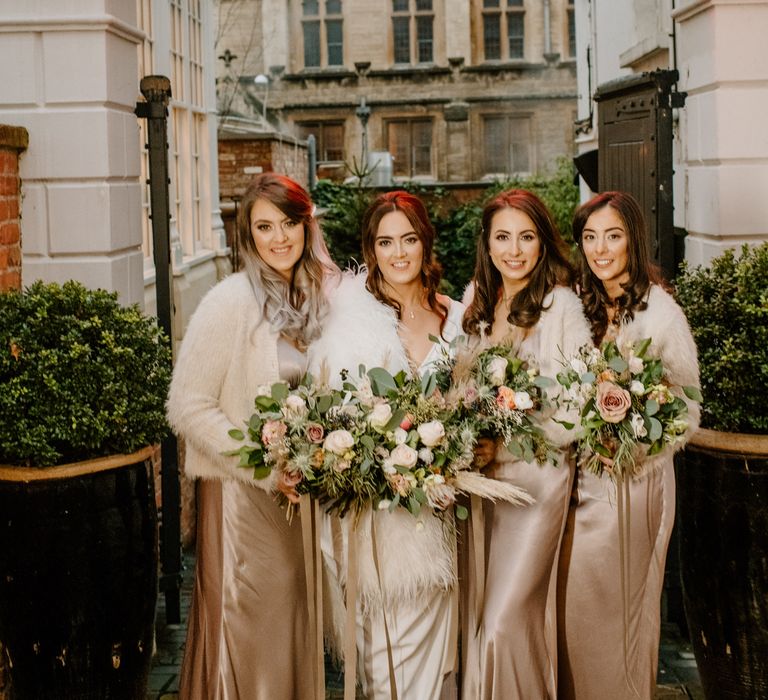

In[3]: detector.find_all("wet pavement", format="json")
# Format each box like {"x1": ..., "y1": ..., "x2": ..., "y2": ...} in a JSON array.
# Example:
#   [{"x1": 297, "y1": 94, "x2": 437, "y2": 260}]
[{"x1": 147, "y1": 552, "x2": 704, "y2": 699}]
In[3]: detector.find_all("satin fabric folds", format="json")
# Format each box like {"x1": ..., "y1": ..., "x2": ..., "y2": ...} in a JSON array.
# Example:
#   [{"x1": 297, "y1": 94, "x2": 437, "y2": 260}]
[
  {"x1": 180, "y1": 480, "x2": 313, "y2": 700},
  {"x1": 557, "y1": 464, "x2": 676, "y2": 700},
  {"x1": 462, "y1": 452, "x2": 575, "y2": 700}
]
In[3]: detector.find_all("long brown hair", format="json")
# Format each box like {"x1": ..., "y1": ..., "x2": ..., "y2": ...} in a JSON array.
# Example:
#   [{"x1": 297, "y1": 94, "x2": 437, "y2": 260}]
[
  {"x1": 236, "y1": 173, "x2": 339, "y2": 347},
  {"x1": 361, "y1": 190, "x2": 448, "y2": 329},
  {"x1": 572, "y1": 191, "x2": 665, "y2": 344},
  {"x1": 463, "y1": 189, "x2": 573, "y2": 336}
]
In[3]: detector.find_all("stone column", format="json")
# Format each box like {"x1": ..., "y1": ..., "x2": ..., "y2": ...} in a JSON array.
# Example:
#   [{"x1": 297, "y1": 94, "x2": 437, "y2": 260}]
[
  {"x1": 673, "y1": 0, "x2": 768, "y2": 265},
  {"x1": 0, "y1": 125, "x2": 28, "y2": 292}
]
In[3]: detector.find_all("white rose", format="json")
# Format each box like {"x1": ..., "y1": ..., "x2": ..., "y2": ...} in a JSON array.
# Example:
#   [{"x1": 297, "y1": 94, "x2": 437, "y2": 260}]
[
  {"x1": 513, "y1": 391, "x2": 533, "y2": 410},
  {"x1": 630, "y1": 380, "x2": 645, "y2": 395},
  {"x1": 381, "y1": 459, "x2": 397, "y2": 475},
  {"x1": 487, "y1": 356, "x2": 508, "y2": 386},
  {"x1": 390, "y1": 443, "x2": 418, "y2": 469},
  {"x1": 628, "y1": 355, "x2": 644, "y2": 375},
  {"x1": 283, "y1": 394, "x2": 307, "y2": 418},
  {"x1": 368, "y1": 402, "x2": 393, "y2": 429},
  {"x1": 393, "y1": 427, "x2": 408, "y2": 445},
  {"x1": 418, "y1": 447, "x2": 434, "y2": 465},
  {"x1": 323, "y1": 429, "x2": 355, "y2": 455},
  {"x1": 417, "y1": 420, "x2": 445, "y2": 447},
  {"x1": 630, "y1": 412, "x2": 648, "y2": 439},
  {"x1": 570, "y1": 357, "x2": 588, "y2": 375},
  {"x1": 354, "y1": 377, "x2": 374, "y2": 406}
]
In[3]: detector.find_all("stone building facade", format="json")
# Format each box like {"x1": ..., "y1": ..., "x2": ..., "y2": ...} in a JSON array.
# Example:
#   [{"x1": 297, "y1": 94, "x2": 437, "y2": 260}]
[{"x1": 215, "y1": 0, "x2": 578, "y2": 184}]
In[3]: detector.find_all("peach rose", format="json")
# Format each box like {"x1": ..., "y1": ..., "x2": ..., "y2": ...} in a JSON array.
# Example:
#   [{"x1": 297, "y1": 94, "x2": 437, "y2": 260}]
[
  {"x1": 261, "y1": 420, "x2": 287, "y2": 446},
  {"x1": 595, "y1": 381, "x2": 631, "y2": 423},
  {"x1": 496, "y1": 386, "x2": 517, "y2": 410}
]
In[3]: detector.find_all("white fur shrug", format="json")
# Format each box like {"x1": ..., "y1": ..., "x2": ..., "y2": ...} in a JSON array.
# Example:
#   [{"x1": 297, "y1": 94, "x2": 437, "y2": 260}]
[
  {"x1": 166, "y1": 272, "x2": 280, "y2": 491},
  {"x1": 308, "y1": 273, "x2": 461, "y2": 609},
  {"x1": 615, "y1": 284, "x2": 700, "y2": 476}
]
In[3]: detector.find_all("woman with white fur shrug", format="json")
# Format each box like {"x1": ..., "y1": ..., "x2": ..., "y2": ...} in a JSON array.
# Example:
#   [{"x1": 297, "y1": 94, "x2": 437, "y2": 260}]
[
  {"x1": 166, "y1": 174, "x2": 339, "y2": 700},
  {"x1": 459, "y1": 190, "x2": 591, "y2": 700},
  {"x1": 308, "y1": 191, "x2": 464, "y2": 700},
  {"x1": 557, "y1": 192, "x2": 700, "y2": 700}
]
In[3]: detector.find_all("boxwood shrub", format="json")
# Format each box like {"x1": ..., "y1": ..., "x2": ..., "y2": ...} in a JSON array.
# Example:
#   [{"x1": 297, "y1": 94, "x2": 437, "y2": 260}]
[
  {"x1": 675, "y1": 242, "x2": 768, "y2": 434},
  {"x1": 0, "y1": 280, "x2": 172, "y2": 466}
]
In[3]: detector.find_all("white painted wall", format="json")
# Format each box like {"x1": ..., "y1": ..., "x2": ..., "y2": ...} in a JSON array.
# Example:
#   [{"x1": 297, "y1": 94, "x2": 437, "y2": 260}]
[
  {"x1": 0, "y1": 2, "x2": 145, "y2": 303},
  {"x1": 575, "y1": 0, "x2": 768, "y2": 266}
]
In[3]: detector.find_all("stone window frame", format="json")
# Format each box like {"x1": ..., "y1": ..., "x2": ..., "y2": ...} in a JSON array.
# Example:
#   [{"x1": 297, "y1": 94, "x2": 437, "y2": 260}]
[
  {"x1": 301, "y1": 0, "x2": 345, "y2": 69},
  {"x1": 480, "y1": 112, "x2": 534, "y2": 178},
  {"x1": 384, "y1": 116, "x2": 435, "y2": 180},
  {"x1": 391, "y1": 0, "x2": 437, "y2": 66},
  {"x1": 566, "y1": 0, "x2": 576, "y2": 59},
  {"x1": 476, "y1": 0, "x2": 527, "y2": 63},
  {"x1": 296, "y1": 120, "x2": 346, "y2": 163}
]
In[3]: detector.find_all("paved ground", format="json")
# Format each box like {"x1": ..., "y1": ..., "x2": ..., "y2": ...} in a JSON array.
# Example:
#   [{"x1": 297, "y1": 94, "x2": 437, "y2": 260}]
[{"x1": 148, "y1": 552, "x2": 704, "y2": 699}]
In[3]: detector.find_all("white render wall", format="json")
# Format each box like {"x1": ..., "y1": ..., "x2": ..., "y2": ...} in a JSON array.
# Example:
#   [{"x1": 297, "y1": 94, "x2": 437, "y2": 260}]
[
  {"x1": 0, "y1": 2, "x2": 146, "y2": 304},
  {"x1": 673, "y1": 0, "x2": 768, "y2": 266}
]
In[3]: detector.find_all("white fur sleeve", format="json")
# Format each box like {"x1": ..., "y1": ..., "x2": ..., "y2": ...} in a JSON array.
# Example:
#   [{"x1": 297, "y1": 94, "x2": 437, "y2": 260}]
[
  {"x1": 166, "y1": 284, "x2": 276, "y2": 489},
  {"x1": 631, "y1": 289, "x2": 701, "y2": 476},
  {"x1": 538, "y1": 288, "x2": 593, "y2": 448}
]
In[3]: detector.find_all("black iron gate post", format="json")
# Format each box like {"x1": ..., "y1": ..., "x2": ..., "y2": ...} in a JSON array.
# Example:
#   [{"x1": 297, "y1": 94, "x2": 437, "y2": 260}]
[{"x1": 135, "y1": 75, "x2": 182, "y2": 624}]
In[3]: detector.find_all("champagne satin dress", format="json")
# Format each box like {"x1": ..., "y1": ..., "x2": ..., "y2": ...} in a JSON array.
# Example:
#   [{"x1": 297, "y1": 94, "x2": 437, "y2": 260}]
[
  {"x1": 556, "y1": 463, "x2": 675, "y2": 700},
  {"x1": 179, "y1": 338, "x2": 313, "y2": 700}
]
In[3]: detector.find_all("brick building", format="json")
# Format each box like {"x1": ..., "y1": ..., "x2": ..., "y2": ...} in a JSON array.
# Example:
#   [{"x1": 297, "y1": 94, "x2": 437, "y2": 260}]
[{"x1": 215, "y1": 0, "x2": 578, "y2": 184}]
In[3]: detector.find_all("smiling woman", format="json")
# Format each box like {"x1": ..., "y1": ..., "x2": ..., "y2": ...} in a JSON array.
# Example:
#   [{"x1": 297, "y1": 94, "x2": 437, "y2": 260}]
[{"x1": 166, "y1": 173, "x2": 340, "y2": 699}]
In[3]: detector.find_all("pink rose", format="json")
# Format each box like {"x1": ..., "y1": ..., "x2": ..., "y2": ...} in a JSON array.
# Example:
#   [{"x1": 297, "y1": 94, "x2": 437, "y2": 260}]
[
  {"x1": 262, "y1": 420, "x2": 287, "y2": 446},
  {"x1": 595, "y1": 381, "x2": 631, "y2": 423},
  {"x1": 306, "y1": 422, "x2": 325, "y2": 443},
  {"x1": 282, "y1": 469, "x2": 303, "y2": 487}
]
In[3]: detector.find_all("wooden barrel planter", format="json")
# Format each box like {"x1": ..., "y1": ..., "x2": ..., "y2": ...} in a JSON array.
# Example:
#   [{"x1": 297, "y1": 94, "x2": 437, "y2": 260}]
[
  {"x1": 0, "y1": 448, "x2": 158, "y2": 700},
  {"x1": 677, "y1": 428, "x2": 768, "y2": 700}
]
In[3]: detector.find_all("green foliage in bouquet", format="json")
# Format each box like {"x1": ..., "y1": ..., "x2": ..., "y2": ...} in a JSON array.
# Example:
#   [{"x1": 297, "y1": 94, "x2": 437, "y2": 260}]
[
  {"x1": 675, "y1": 243, "x2": 768, "y2": 434},
  {"x1": 0, "y1": 280, "x2": 172, "y2": 466},
  {"x1": 556, "y1": 338, "x2": 700, "y2": 480}
]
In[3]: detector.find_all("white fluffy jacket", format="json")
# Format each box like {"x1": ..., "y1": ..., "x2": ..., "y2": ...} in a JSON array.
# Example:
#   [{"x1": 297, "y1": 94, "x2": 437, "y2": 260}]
[
  {"x1": 166, "y1": 272, "x2": 280, "y2": 491},
  {"x1": 308, "y1": 273, "x2": 457, "y2": 610},
  {"x1": 614, "y1": 284, "x2": 700, "y2": 476}
]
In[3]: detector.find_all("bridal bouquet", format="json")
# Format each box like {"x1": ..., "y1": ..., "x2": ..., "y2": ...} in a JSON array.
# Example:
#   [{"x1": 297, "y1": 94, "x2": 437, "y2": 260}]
[
  {"x1": 556, "y1": 338, "x2": 702, "y2": 480},
  {"x1": 227, "y1": 366, "x2": 532, "y2": 519},
  {"x1": 437, "y1": 339, "x2": 555, "y2": 465}
]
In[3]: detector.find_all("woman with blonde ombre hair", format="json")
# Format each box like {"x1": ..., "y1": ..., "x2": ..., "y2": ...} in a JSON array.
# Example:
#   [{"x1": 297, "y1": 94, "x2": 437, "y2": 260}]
[
  {"x1": 167, "y1": 173, "x2": 339, "y2": 699},
  {"x1": 557, "y1": 191, "x2": 699, "y2": 700}
]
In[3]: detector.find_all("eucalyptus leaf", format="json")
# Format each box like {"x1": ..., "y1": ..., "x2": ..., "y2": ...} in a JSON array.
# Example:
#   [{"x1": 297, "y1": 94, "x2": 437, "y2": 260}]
[
  {"x1": 271, "y1": 383, "x2": 289, "y2": 402},
  {"x1": 252, "y1": 465, "x2": 272, "y2": 480},
  {"x1": 360, "y1": 435, "x2": 376, "y2": 452},
  {"x1": 316, "y1": 394, "x2": 332, "y2": 413},
  {"x1": 608, "y1": 356, "x2": 628, "y2": 373},
  {"x1": 645, "y1": 399, "x2": 659, "y2": 417},
  {"x1": 455, "y1": 504, "x2": 469, "y2": 521},
  {"x1": 368, "y1": 367, "x2": 399, "y2": 395},
  {"x1": 228, "y1": 428, "x2": 245, "y2": 441},
  {"x1": 683, "y1": 385, "x2": 703, "y2": 403},
  {"x1": 648, "y1": 417, "x2": 663, "y2": 442}
]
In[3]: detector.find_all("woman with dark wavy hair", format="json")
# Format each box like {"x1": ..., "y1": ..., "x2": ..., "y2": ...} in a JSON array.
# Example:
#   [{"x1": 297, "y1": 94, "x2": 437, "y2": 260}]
[
  {"x1": 557, "y1": 191, "x2": 699, "y2": 700},
  {"x1": 309, "y1": 190, "x2": 464, "y2": 699},
  {"x1": 460, "y1": 189, "x2": 591, "y2": 699},
  {"x1": 167, "y1": 173, "x2": 339, "y2": 699}
]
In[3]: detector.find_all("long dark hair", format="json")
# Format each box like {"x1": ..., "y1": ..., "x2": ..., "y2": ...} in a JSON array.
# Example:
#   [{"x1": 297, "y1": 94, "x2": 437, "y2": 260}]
[
  {"x1": 235, "y1": 173, "x2": 339, "y2": 347},
  {"x1": 463, "y1": 189, "x2": 573, "y2": 336},
  {"x1": 361, "y1": 190, "x2": 448, "y2": 329},
  {"x1": 572, "y1": 191, "x2": 665, "y2": 344}
]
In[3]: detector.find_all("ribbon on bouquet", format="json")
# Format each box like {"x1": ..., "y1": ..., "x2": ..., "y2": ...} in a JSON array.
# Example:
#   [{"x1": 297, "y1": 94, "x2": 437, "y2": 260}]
[
  {"x1": 470, "y1": 494, "x2": 487, "y2": 636},
  {"x1": 615, "y1": 477, "x2": 641, "y2": 698},
  {"x1": 299, "y1": 495, "x2": 326, "y2": 700}
]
